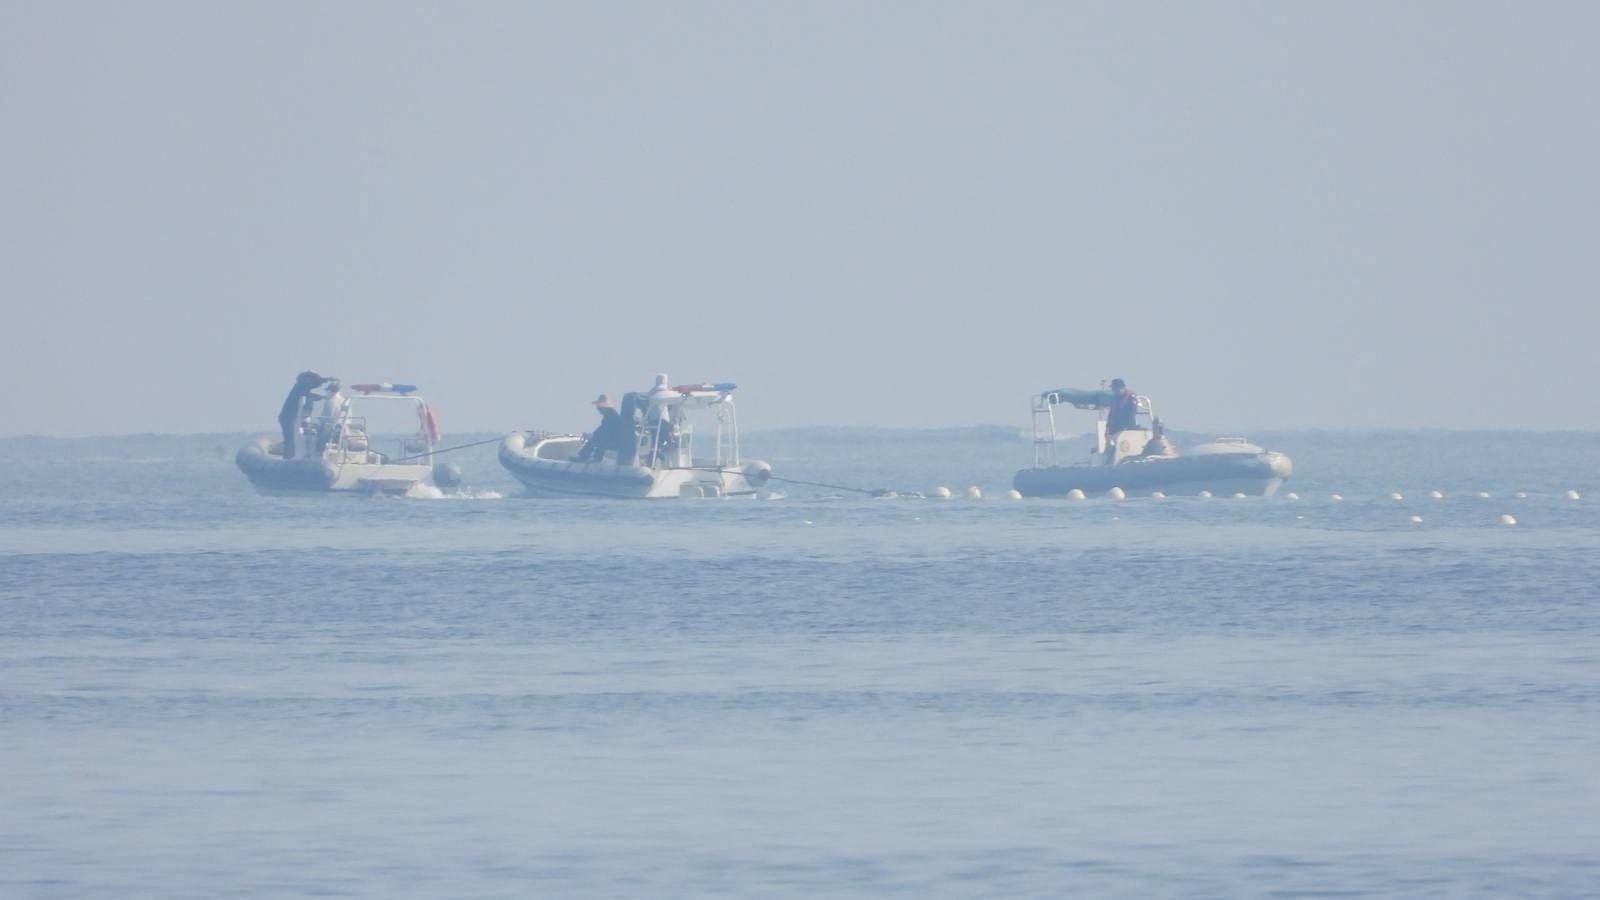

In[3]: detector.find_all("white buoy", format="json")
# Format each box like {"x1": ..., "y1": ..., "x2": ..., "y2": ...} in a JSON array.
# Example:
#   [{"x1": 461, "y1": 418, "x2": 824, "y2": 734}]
[
  {"x1": 1150, "y1": 490, "x2": 1166, "y2": 499},
  {"x1": 1232, "y1": 492, "x2": 1247, "y2": 499},
  {"x1": 1389, "y1": 492, "x2": 1404, "y2": 501},
  {"x1": 1566, "y1": 489, "x2": 1581, "y2": 501},
  {"x1": 1477, "y1": 491, "x2": 1490, "y2": 499},
  {"x1": 1429, "y1": 490, "x2": 1444, "y2": 500},
  {"x1": 1295, "y1": 515, "x2": 1304, "y2": 520},
  {"x1": 1499, "y1": 514, "x2": 1517, "y2": 526},
  {"x1": 1107, "y1": 486, "x2": 1126, "y2": 500},
  {"x1": 1514, "y1": 491, "x2": 1528, "y2": 499},
  {"x1": 1066, "y1": 489, "x2": 1086, "y2": 500},
  {"x1": 963, "y1": 485, "x2": 982, "y2": 499},
  {"x1": 1005, "y1": 489, "x2": 1022, "y2": 500},
  {"x1": 802, "y1": 519, "x2": 813, "y2": 526},
  {"x1": 1197, "y1": 490, "x2": 1213, "y2": 499},
  {"x1": 1330, "y1": 492, "x2": 1343, "y2": 501},
  {"x1": 1284, "y1": 492, "x2": 1299, "y2": 500},
  {"x1": 1409, "y1": 515, "x2": 1423, "y2": 524},
  {"x1": 931, "y1": 486, "x2": 951, "y2": 499}
]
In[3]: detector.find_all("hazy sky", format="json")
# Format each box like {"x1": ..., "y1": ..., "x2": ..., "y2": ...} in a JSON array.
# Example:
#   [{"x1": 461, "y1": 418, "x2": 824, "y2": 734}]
[{"x1": 2, "y1": 1, "x2": 1596, "y2": 436}]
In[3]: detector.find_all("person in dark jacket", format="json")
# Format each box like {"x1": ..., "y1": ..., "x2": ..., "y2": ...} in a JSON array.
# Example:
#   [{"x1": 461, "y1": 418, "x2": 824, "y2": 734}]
[
  {"x1": 277, "y1": 371, "x2": 329, "y2": 459},
  {"x1": 576, "y1": 393, "x2": 626, "y2": 463},
  {"x1": 1106, "y1": 378, "x2": 1138, "y2": 436}
]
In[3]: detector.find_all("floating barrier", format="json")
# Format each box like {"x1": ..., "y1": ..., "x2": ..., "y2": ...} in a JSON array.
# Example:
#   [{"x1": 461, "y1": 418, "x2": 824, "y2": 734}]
[{"x1": 905, "y1": 473, "x2": 1579, "y2": 516}]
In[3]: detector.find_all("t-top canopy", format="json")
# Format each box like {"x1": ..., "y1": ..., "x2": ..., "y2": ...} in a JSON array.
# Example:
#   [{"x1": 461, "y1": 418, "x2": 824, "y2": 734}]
[
  {"x1": 671, "y1": 382, "x2": 736, "y2": 394},
  {"x1": 349, "y1": 382, "x2": 418, "y2": 395},
  {"x1": 1043, "y1": 387, "x2": 1114, "y2": 409}
]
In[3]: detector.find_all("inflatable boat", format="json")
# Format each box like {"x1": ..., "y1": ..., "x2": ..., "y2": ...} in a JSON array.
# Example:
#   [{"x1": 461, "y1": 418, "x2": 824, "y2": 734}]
[
  {"x1": 236, "y1": 380, "x2": 461, "y2": 494},
  {"x1": 1012, "y1": 385, "x2": 1292, "y2": 497},
  {"x1": 500, "y1": 376, "x2": 772, "y2": 499}
]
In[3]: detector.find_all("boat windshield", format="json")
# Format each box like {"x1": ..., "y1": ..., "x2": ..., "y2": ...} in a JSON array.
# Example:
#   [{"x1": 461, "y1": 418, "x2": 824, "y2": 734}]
[
  {"x1": 314, "y1": 391, "x2": 437, "y2": 461},
  {"x1": 1032, "y1": 387, "x2": 1156, "y2": 466},
  {"x1": 638, "y1": 384, "x2": 739, "y2": 469}
]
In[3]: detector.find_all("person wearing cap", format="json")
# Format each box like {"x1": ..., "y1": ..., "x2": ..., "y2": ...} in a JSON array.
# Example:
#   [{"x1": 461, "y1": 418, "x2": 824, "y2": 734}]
[
  {"x1": 1106, "y1": 378, "x2": 1138, "y2": 437},
  {"x1": 575, "y1": 393, "x2": 626, "y2": 463},
  {"x1": 277, "y1": 370, "x2": 330, "y2": 459}
]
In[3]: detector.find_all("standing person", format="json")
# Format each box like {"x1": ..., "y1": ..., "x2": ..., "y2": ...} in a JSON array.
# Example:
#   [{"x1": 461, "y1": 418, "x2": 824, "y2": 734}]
[
  {"x1": 576, "y1": 393, "x2": 624, "y2": 463},
  {"x1": 277, "y1": 371, "x2": 328, "y2": 459},
  {"x1": 1106, "y1": 378, "x2": 1138, "y2": 436}
]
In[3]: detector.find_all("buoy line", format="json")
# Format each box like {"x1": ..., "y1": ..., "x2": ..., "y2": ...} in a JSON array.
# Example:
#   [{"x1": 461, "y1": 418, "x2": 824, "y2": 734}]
[
  {"x1": 679, "y1": 466, "x2": 898, "y2": 496},
  {"x1": 622, "y1": 463, "x2": 1594, "y2": 506}
]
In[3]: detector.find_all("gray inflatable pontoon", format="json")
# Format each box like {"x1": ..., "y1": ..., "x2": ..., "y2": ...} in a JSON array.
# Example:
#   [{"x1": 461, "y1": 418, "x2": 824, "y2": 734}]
[
  {"x1": 1013, "y1": 386, "x2": 1292, "y2": 497},
  {"x1": 499, "y1": 376, "x2": 771, "y2": 499},
  {"x1": 236, "y1": 382, "x2": 461, "y2": 494},
  {"x1": 1014, "y1": 441, "x2": 1292, "y2": 497}
]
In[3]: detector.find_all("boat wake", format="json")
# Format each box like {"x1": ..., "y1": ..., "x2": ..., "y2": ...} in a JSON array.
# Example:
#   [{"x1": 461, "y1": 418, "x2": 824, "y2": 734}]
[{"x1": 403, "y1": 483, "x2": 503, "y2": 501}]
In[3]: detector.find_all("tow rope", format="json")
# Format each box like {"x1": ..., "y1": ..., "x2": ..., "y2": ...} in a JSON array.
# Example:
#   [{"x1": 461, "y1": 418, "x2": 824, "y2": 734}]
[{"x1": 390, "y1": 435, "x2": 507, "y2": 464}]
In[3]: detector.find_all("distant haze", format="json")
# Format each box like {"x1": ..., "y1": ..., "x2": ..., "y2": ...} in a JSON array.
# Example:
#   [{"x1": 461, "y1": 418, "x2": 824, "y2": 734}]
[{"x1": 2, "y1": 2, "x2": 1595, "y2": 437}]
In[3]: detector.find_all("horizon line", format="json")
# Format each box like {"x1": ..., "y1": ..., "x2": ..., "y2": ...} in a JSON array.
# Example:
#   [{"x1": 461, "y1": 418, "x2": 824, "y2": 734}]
[{"x1": 2, "y1": 424, "x2": 1596, "y2": 441}]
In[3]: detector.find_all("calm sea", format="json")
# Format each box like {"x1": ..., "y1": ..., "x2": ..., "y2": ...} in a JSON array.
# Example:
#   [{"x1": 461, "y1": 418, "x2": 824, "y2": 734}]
[{"x1": 2, "y1": 429, "x2": 1596, "y2": 898}]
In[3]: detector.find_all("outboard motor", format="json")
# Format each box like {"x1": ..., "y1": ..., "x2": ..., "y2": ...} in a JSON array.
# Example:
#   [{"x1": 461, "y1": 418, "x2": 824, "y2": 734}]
[
  {"x1": 1141, "y1": 435, "x2": 1177, "y2": 457},
  {"x1": 432, "y1": 462, "x2": 463, "y2": 489}
]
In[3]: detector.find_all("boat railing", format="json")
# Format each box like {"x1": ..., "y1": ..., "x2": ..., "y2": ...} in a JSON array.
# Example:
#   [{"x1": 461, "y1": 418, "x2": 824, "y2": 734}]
[
  {"x1": 297, "y1": 412, "x2": 352, "y2": 459},
  {"x1": 643, "y1": 418, "x2": 669, "y2": 469},
  {"x1": 317, "y1": 414, "x2": 433, "y2": 465},
  {"x1": 1031, "y1": 393, "x2": 1060, "y2": 468},
  {"x1": 637, "y1": 396, "x2": 739, "y2": 471},
  {"x1": 336, "y1": 415, "x2": 369, "y2": 460},
  {"x1": 325, "y1": 415, "x2": 376, "y2": 462},
  {"x1": 716, "y1": 397, "x2": 739, "y2": 468},
  {"x1": 1031, "y1": 391, "x2": 1157, "y2": 466}
]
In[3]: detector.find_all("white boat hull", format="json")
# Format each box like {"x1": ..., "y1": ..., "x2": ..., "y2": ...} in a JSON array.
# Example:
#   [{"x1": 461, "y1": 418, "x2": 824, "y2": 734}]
[
  {"x1": 236, "y1": 437, "x2": 436, "y2": 494},
  {"x1": 499, "y1": 432, "x2": 770, "y2": 499},
  {"x1": 1014, "y1": 450, "x2": 1293, "y2": 498}
]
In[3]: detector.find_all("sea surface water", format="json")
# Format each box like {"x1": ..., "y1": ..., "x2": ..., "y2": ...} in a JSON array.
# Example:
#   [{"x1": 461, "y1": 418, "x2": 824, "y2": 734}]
[{"x1": 2, "y1": 429, "x2": 1596, "y2": 897}]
